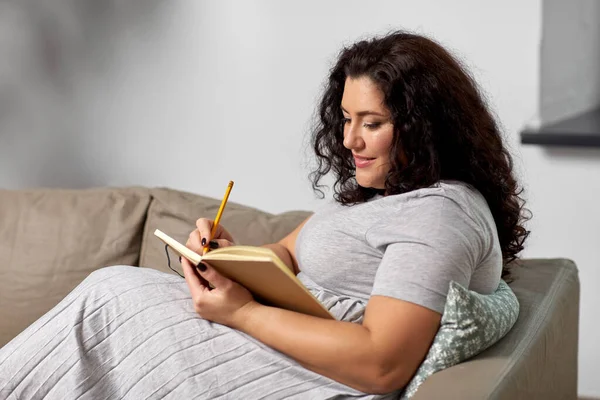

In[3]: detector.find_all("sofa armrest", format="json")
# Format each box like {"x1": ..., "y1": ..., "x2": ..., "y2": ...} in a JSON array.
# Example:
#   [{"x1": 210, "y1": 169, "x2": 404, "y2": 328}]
[{"x1": 412, "y1": 259, "x2": 579, "y2": 400}]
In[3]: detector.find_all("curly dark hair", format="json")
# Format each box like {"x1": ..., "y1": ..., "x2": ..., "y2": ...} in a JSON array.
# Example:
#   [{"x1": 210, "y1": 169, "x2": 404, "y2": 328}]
[{"x1": 310, "y1": 30, "x2": 530, "y2": 276}]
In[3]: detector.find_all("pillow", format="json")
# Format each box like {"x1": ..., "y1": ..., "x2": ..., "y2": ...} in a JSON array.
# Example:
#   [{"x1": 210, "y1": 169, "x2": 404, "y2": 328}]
[
  {"x1": 0, "y1": 187, "x2": 151, "y2": 348},
  {"x1": 400, "y1": 280, "x2": 520, "y2": 399}
]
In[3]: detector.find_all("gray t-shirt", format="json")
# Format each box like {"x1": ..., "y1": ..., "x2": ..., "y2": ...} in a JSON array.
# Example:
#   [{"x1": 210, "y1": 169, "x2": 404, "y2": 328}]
[{"x1": 296, "y1": 180, "x2": 502, "y2": 319}]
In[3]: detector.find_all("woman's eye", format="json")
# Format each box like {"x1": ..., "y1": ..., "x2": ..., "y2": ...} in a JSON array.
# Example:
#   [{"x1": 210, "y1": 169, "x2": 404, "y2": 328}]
[
  {"x1": 364, "y1": 122, "x2": 381, "y2": 130},
  {"x1": 342, "y1": 118, "x2": 381, "y2": 129}
]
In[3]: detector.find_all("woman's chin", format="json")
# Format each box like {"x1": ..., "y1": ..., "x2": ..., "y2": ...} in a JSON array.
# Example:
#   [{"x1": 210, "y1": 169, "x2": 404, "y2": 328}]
[{"x1": 356, "y1": 177, "x2": 384, "y2": 190}]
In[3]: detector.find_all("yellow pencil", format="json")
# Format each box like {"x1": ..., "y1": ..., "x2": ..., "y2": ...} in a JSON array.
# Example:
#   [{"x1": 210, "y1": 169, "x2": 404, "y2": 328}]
[{"x1": 203, "y1": 180, "x2": 234, "y2": 255}]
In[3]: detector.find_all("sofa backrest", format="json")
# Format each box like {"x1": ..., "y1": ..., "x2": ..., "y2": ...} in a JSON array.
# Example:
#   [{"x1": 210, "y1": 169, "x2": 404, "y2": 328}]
[
  {"x1": 0, "y1": 186, "x2": 311, "y2": 347},
  {"x1": 139, "y1": 188, "x2": 311, "y2": 275},
  {"x1": 0, "y1": 187, "x2": 151, "y2": 347}
]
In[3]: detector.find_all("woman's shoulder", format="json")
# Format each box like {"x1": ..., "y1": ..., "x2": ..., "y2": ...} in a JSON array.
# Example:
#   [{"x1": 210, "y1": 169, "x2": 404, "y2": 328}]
[
  {"x1": 309, "y1": 180, "x2": 493, "y2": 225},
  {"x1": 388, "y1": 180, "x2": 483, "y2": 204},
  {"x1": 368, "y1": 180, "x2": 497, "y2": 238},
  {"x1": 430, "y1": 180, "x2": 495, "y2": 225},
  {"x1": 371, "y1": 180, "x2": 488, "y2": 215},
  {"x1": 366, "y1": 180, "x2": 499, "y2": 267}
]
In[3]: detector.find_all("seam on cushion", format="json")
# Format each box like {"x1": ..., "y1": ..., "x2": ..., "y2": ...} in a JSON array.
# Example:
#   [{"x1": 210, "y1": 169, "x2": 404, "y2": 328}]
[
  {"x1": 138, "y1": 192, "x2": 160, "y2": 268},
  {"x1": 5, "y1": 194, "x2": 24, "y2": 282},
  {"x1": 488, "y1": 262, "x2": 570, "y2": 399},
  {"x1": 114, "y1": 188, "x2": 153, "y2": 268}
]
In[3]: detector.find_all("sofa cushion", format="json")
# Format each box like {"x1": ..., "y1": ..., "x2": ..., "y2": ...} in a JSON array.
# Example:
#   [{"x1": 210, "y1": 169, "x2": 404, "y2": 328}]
[
  {"x1": 0, "y1": 187, "x2": 151, "y2": 347},
  {"x1": 139, "y1": 188, "x2": 311, "y2": 275}
]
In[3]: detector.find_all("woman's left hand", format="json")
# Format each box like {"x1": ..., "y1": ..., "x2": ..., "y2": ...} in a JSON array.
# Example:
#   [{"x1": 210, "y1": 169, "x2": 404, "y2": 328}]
[{"x1": 180, "y1": 257, "x2": 257, "y2": 328}]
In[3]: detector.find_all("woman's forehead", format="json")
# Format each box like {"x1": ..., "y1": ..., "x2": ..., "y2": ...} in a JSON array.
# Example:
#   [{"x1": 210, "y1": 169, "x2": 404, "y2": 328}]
[{"x1": 341, "y1": 77, "x2": 388, "y2": 114}]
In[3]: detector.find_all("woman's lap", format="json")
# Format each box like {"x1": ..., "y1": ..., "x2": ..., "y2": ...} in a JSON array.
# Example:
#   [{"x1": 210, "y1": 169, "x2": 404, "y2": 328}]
[{"x1": 0, "y1": 266, "x2": 369, "y2": 400}]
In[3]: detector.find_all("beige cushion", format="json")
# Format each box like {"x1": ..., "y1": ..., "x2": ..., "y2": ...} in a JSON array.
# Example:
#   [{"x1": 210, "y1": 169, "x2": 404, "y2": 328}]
[
  {"x1": 0, "y1": 187, "x2": 151, "y2": 347},
  {"x1": 139, "y1": 188, "x2": 311, "y2": 275}
]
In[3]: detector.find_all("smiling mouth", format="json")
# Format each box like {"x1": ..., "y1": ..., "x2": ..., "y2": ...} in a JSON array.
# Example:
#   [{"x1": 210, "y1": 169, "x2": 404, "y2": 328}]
[{"x1": 353, "y1": 156, "x2": 376, "y2": 168}]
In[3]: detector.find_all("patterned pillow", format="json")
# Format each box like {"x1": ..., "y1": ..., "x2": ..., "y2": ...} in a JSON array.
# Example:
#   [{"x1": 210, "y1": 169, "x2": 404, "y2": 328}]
[{"x1": 400, "y1": 280, "x2": 520, "y2": 399}]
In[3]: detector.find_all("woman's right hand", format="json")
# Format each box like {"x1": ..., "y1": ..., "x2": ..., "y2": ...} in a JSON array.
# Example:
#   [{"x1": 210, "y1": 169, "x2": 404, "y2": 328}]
[{"x1": 186, "y1": 218, "x2": 236, "y2": 254}]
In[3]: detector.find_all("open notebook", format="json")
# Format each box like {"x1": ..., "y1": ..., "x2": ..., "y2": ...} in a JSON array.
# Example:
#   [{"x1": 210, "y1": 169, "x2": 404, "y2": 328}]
[{"x1": 154, "y1": 229, "x2": 335, "y2": 320}]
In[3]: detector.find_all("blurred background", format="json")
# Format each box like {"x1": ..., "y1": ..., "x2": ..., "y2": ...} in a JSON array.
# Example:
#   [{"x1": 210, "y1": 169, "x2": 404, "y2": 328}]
[{"x1": 0, "y1": 0, "x2": 598, "y2": 397}]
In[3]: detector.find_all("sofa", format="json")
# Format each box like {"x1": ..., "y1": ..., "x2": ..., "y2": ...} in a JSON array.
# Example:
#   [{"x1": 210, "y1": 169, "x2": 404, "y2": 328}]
[{"x1": 0, "y1": 186, "x2": 580, "y2": 399}]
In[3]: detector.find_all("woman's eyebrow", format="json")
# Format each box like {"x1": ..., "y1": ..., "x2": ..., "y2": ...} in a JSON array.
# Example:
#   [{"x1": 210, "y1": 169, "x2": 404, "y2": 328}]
[{"x1": 340, "y1": 105, "x2": 386, "y2": 117}]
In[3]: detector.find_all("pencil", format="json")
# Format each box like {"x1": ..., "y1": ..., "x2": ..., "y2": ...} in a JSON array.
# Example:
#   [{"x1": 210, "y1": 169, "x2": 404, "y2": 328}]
[{"x1": 203, "y1": 180, "x2": 234, "y2": 255}]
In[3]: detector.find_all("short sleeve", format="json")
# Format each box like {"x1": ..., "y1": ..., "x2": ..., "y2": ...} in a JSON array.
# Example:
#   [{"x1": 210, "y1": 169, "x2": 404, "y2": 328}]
[{"x1": 368, "y1": 194, "x2": 486, "y2": 314}]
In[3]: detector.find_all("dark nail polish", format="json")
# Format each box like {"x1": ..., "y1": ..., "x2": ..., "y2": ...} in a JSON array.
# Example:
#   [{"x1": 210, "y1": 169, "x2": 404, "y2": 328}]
[
  {"x1": 197, "y1": 262, "x2": 207, "y2": 272},
  {"x1": 201, "y1": 238, "x2": 207, "y2": 246},
  {"x1": 209, "y1": 240, "x2": 219, "y2": 249},
  {"x1": 178, "y1": 256, "x2": 182, "y2": 263}
]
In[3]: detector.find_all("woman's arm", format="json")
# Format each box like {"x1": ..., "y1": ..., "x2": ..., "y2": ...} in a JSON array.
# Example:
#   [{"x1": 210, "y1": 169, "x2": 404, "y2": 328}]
[
  {"x1": 181, "y1": 256, "x2": 440, "y2": 395},
  {"x1": 185, "y1": 216, "x2": 439, "y2": 394},
  {"x1": 236, "y1": 296, "x2": 440, "y2": 394}
]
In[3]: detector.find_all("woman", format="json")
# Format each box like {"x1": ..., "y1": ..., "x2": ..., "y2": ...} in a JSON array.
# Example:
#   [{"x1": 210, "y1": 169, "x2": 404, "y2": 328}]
[{"x1": 0, "y1": 31, "x2": 529, "y2": 399}]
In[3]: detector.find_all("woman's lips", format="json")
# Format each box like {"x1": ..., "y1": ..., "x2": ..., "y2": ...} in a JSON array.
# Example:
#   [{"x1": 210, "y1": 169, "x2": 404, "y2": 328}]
[{"x1": 353, "y1": 155, "x2": 375, "y2": 168}]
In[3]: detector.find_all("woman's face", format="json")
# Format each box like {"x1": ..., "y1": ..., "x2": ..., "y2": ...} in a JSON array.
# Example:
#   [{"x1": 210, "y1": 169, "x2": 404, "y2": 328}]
[{"x1": 341, "y1": 76, "x2": 394, "y2": 190}]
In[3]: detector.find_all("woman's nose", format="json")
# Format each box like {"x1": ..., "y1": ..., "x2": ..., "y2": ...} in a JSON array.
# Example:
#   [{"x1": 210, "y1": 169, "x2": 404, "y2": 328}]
[{"x1": 343, "y1": 123, "x2": 364, "y2": 150}]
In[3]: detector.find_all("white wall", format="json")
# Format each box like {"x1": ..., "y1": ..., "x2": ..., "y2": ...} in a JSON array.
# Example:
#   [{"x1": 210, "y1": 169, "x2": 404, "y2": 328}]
[
  {"x1": 530, "y1": 1, "x2": 600, "y2": 397},
  {"x1": 521, "y1": 147, "x2": 600, "y2": 398},
  {"x1": 1, "y1": 0, "x2": 599, "y2": 396},
  {"x1": 0, "y1": 0, "x2": 540, "y2": 213},
  {"x1": 540, "y1": 0, "x2": 600, "y2": 124}
]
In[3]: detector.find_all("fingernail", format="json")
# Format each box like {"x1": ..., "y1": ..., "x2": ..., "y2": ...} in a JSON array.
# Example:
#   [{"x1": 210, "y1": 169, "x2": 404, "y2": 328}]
[
  {"x1": 201, "y1": 238, "x2": 207, "y2": 246},
  {"x1": 178, "y1": 256, "x2": 182, "y2": 263},
  {"x1": 197, "y1": 262, "x2": 207, "y2": 272},
  {"x1": 209, "y1": 240, "x2": 219, "y2": 249}
]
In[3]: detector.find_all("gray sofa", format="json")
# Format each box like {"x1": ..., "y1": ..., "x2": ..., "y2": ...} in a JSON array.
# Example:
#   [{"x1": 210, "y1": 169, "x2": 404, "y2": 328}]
[{"x1": 0, "y1": 187, "x2": 579, "y2": 399}]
